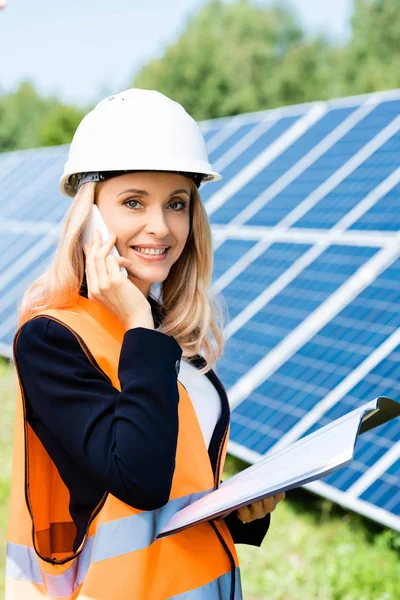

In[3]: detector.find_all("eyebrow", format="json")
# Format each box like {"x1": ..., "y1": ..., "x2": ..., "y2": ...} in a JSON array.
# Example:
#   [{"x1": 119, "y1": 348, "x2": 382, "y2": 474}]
[{"x1": 117, "y1": 188, "x2": 191, "y2": 198}]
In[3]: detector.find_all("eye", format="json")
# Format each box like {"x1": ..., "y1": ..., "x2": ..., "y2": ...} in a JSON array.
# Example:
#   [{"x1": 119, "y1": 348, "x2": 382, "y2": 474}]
[
  {"x1": 169, "y1": 199, "x2": 187, "y2": 211},
  {"x1": 123, "y1": 198, "x2": 187, "y2": 211},
  {"x1": 124, "y1": 199, "x2": 141, "y2": 209}
]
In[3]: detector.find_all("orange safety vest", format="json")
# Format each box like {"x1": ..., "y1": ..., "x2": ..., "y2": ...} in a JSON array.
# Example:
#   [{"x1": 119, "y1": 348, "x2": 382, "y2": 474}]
[{"x1": 6, "y1": 295, "x2": 242, "y2": 599}]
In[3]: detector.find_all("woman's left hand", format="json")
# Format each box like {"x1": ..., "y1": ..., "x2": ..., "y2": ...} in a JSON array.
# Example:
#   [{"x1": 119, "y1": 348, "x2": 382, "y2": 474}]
[
  {"x1": 237, "y1": 492, "x2": 285, "y2": 523},
  {"x1": 216, "y1": 492, "x2": 285, "y2": 523}
]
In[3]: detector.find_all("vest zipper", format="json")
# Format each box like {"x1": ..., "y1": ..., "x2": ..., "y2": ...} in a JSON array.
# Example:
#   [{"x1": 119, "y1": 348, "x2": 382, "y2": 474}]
[
  {"x1": 214, "y1": 423, "x2": 228, "y2": 489},
  {"x1": 178, "y1": 378, "x2": 235, "y2": 598},
  {"x1": 209, "y1": 521, "x2": 236, "y2": 600},
  {"x1": 213, "y1": 422, "x2": 236, "y2": 599}
]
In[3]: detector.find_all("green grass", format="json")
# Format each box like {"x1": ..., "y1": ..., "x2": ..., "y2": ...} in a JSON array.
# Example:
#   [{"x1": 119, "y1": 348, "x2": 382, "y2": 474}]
[{"x1": 1, "y1": 361, "x2": 399, "y2": 599}]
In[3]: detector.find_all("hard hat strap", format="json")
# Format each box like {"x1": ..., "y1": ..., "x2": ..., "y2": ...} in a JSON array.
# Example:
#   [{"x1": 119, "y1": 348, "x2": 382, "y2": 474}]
[{"x1": 75, "y1": 170, "x2": 202, "y2": 192}]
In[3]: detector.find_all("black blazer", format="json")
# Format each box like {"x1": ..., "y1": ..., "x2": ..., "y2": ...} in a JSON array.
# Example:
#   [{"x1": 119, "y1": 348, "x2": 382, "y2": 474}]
[{"x1": 14, "y1": 278, "x2": 270, "y2": 552}]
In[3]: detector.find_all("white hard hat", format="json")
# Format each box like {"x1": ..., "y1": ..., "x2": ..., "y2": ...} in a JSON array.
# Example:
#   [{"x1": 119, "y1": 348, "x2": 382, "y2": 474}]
[{"x1": 60, "y1": 88, "x2": 222, "y2": 198}]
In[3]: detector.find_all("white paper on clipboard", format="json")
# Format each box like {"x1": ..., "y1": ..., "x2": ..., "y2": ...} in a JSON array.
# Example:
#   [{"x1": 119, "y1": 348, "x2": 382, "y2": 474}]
[{"x1": 157, "y1": 396, "x2": 400, "y2": 539}]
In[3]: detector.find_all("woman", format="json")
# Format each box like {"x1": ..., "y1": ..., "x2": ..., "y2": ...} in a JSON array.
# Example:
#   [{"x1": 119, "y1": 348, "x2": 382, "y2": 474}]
[{"x1": 6, "y1": 88, "x2": 284, "y2": 599}]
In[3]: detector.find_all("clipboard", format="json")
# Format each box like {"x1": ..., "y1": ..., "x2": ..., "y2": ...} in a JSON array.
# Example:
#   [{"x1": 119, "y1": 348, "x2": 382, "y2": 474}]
[{"x1": 157, "y1": 396, "x2": 400, "y2": 539}]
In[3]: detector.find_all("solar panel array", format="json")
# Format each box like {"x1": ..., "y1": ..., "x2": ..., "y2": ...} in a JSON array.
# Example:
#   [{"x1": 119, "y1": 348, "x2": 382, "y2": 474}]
[{"x1": 0, "y1": 89, "x2": 399, "y2": 531}]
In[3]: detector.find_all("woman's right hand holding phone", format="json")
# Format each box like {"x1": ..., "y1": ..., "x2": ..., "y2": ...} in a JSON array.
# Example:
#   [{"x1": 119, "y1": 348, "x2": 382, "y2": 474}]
[{"x1": 83, "y1": 229, "x2": 154, "y2": 332}]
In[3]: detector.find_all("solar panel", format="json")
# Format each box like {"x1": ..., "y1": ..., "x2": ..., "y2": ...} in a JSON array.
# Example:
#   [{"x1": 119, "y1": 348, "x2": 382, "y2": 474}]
[
  {"x1": 216, "y1": 242, "x2": 313, "y2": 321},
  {"x1": 208, "y1": 122, "x2": 259, "y2": 164},
  {"x1": 202, "y1": 113, "x2": 303, "y2": 204},
  {"x1": 218, "y1": 244, "x2": 379, "y2": 387},
  {"x1": 292, "y1": 130, "x2": 400, "y2": 229},
  {"x1": 1, "y1": 89, "x2": 400, "y2": 531},
  {"x1": 350, "y1": 182, "x2": 400, "y2": 231},
  {"x1": 204, "y1": 90, "x2": 400, "y2": 531},
  {"x1": 359, "y1": 456, "x2": 400, "y2": 515},
  {"x1": 212, "y1": 238, "x2": 257, "y2": 282},
  {"x1": 209, "y1": 106, "x2": 358, "y2": 223}
]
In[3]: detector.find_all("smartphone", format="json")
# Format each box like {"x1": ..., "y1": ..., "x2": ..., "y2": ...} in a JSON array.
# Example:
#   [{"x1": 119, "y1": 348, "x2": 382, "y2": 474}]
[{"x1": 81, "y1": 205, "x2": 128, "y2": 277}]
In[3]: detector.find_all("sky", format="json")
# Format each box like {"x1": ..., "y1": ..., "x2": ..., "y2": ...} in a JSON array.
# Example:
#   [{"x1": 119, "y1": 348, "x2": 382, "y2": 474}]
[{"x1": 0, "y1": 0, "x2": 353, "y2": 108}]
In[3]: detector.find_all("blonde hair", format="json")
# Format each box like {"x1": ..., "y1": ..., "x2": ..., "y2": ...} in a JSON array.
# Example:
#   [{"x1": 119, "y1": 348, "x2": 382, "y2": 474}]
[{"x1": 17, "y1": 178, "x2": 228, "y2": 375}]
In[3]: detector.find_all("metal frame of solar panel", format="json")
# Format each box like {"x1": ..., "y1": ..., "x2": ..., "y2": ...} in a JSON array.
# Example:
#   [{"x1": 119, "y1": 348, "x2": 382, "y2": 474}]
[{"x1": 1, "y1": 89, "x2": 400, "y2": 531}]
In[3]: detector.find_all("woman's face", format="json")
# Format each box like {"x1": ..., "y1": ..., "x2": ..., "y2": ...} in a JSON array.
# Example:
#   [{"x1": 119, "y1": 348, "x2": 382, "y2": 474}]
[{"x1": 95, "y1": 171, "x2": 192, "y2": 298}]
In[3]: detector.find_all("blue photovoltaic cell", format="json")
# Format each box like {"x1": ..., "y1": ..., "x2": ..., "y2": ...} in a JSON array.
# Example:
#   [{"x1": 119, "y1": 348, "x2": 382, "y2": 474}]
[
  {"x1": 203, "y1": 128, "x2": 222, "y2": 142},
  {"x1": 0, "y1": 232, "x2": 44, "y2": 271},
  {"x1": 0, "y1": 151, "x2": 63, "y2": 211},
  {"x1": 218, "y1": 242, "x2": 311, "y2": 320},
  {"x1": 0, "y1": 148, "x2": 69, "y2": 223},
  {"x1": 218, "y1": 244, "x2": 377, "y2": 395},
  {"x1": 0, "y1": 238, "x2": 57, "y2": 308},
  {"x1": 0, "y1": 239, "x2": 58, "y2": 345},
  {"x1": 246, "y1": 100, "x2": 400, "y2": 228},
  {"x1": 202, "y1": 115, "x2": 300, "y2": 204},
  {"x1": 292, "y1": 130, "x2": 400, "y2": 229},
  {"x1": 350, "y1": 182, "x2": 400, "y2": 231},
  {"x1": 210, "y1": 107, "x2": 356, "y2": 225},
  {"x1": 229, "y1": 256, "x2": 400, "y2": 455},
  {"x1": 0, "y1": 151, "x2": 10, "y2": 167},
  {"x1": 0, "y1": 151, "x2": 25, "y2": 177},
  {"x1": 6, "y1": 186, "x2": 68, "y2": 223},
  {"x1": 208, "y1": 123, "x2": 257, "y2": 164},
  {"x1": 212, "y1": 239, "x2": 257, "y2": 283},
  {"x1": 360, "y1": 458, "x2": 400, "y2": 514}
]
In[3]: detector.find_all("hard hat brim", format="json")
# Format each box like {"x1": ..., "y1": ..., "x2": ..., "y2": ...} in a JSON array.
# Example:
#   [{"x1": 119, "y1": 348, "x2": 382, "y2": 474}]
[{"x1": 60, "y1": 167, "x2": 222, "y2": 198}]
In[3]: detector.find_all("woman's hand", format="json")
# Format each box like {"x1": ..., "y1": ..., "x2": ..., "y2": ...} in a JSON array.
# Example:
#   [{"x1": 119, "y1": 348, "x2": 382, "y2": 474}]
[
  {"x1": 216, "y1": 492, "x2": 285, "y2": 523},
  {"x1": 83, "y1": 229, "x2": 154, "y2": 331},
  {"x1": 237, "y1": 492, "x2": 285, "y2": 523}
]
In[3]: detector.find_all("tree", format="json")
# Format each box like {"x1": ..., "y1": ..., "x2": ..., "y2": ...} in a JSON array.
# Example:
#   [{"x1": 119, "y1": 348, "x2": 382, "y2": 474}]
[
  {"x1": 0, "y1": 81, "x2": 60, "y2": 152},
  {"x1": 131, "y1": 0, "x2": 320, "y2": 119},
  {"x1": 0, "y1": 81, "x2": 47, "y2": 151},
  {"x1": 343, "y1": 0, "x2": 400, "y2": 93},
  {"x1": 38, "y1": 105, "x2": 85, "y2": 147},
  {"x1": 0, "y1": 81, "x2": 87, "y2": 152},
  {"x1": 269, "y1": 37, "x2": 346, "y2": 105}
]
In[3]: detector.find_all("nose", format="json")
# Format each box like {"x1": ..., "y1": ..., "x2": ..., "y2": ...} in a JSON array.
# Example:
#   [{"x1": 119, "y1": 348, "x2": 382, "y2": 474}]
[{"x1": 144, "y1": 206, "x2": 170, "y2": 238}]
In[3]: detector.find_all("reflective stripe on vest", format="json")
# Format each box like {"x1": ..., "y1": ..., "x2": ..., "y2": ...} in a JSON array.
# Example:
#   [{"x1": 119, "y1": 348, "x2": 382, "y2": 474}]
[
  {"x1": 168, "y1": 569, "x2": 242, "y2": 599},
  {"x1": 7, "y1": 536, "x2": 242, "y2": 600},
  {"x1": 7, "y1": 489, "x2": 211, "y2": 597}
]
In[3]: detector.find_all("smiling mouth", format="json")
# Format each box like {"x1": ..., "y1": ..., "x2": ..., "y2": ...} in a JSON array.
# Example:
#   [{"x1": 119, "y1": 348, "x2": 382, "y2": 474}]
[
  {"x1": 130, "y1": 247, "x2": 170, "y2": 260},
  {"x1": 130, "y1": 246, "x2": 169, "y2": 253}
]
